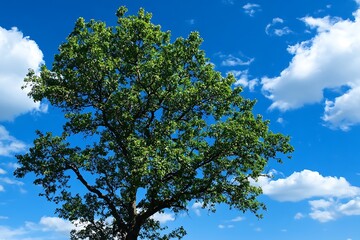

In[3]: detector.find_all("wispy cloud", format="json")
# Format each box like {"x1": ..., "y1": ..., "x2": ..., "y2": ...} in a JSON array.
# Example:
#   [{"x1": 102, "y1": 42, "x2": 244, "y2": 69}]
[
  {"x1": 265, "y1": 18, "x2": 292, "y2": 36},
  {"x1": 243, "y1": 3, "x2": 261, "y2": 17},
  {"x1": 186, "y1": 19, "x2": 195, "y2": 25},
  {"x1": 294, "y1": 212, "x2": 305, "y2": 220},
  {"x1": 191, "y1": 202, "x2": 203, "y2": 216},
  {"x1": 220, "y1": 54, "x2": 254, "y2": 67},
  {"x1": 218, "y1": 224, "x2": 234, "y2": 229},
  {"x1": 229, "y1": 216, "x2": 244, "y2": 222},
  {"x1": 0, "y1": 125, "x2": 27, "y2": 157},
  {"x1": 222, "y1": 0, "x2": 235, "y2": 5}
]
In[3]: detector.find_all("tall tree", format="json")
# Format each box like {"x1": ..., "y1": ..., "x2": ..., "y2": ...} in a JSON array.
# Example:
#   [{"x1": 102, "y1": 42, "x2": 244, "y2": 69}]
[{"x1": 15, "y1": 7, "x2": 293, "y2": 240}]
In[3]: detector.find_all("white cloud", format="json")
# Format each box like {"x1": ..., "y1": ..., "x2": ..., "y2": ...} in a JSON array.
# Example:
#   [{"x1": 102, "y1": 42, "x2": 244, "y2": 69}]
[
  {"x1": 0, "y1": 216, "x2": 77, "y2": 240},
  {"x1": 0, "y1": 177, "x2": 24, "y2": 186},
  {"x1": 254, "y1": 169, "x2": 360, "y2": 222},
  {"x1": 257, "y1": 170, "x2": 360, "y2": 202},
  {"x1": 3, "y1": 162, "x2": 20, "y2": 170},
  {"x1": 192, "y1": 202, "x2": 203, "y2": 216},
  {"x1": 0, "y1": 26, "x2": 46, "y2": 121},
  {"x1": 39, "y1": 216, "x2": 74, "y2": 233},
  {"x1": 229, "y1": 216, "x2": 244, "y2": 222},
  {"x1": 307, "y1": 198, "x2": 360, "y2": 222},
  {"x1": 294, "y1": 212, "x2": 305, "y2": 220},
  {"x1": 0, "y1": 168, "x2": 6, "y2": 174},
  {"x1": 261, "y1": 9, "x2": 360, "y2": 130},
  {"x1": 151, "y1": 212, "x2": 175, "y2": 224},
  {"x1": 265, "y1": 18, "x2": 292, "y2": 36},
  {"x1": 221, "y1": 54, "x2": 254, "y2": 67},
  {"x1": 0, "y1": 226, "x2": 27, "y2": 240},
  {"x1": 0, "y1": 125, "x2": 27, "y2": 156},
  {"x1": 243, "y1": 3, "x2": 261, "y2": 17},
  {"x1": 229, "y1": 70, "x2": 258, "y2": 91},
  {"x1": 218, "y1": 224, "x2": 234, "y2": 229},
  {"x1": 338, "y1": 197, "x2": 360, "y2": 215}
]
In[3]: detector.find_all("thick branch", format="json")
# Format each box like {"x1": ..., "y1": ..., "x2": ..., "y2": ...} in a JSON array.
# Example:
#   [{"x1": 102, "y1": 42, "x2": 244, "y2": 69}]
[{"x1": 67, "y1": 163, "x2": 127, "y2": 231}]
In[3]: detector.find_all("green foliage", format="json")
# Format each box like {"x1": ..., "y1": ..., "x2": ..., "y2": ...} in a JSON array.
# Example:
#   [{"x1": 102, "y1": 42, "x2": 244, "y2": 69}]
[{"x1": 15, "y1": 7, "x2": 293, "y2": 240}]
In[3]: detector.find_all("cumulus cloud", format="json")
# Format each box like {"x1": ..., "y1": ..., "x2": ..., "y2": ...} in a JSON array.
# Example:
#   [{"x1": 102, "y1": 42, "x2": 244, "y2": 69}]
[
  {"x1": 0, "y1": 216, "x2": 77, "y2": 240},
  {"x1": 265, "y1": 18, "x2": 292, "y2": 36},
  {"x1": 243, "y1": 3, "x2": 261, "y2": 17},
  {"x1": 254, "y1": 169, "x2": 360, "y2": 222},
  {"x1": 308, "y1": 197, "x2": 360, "y2": 222},
  {"x1": 261, "y1": 9, "x2": 360, "y2": 130},
  {"x1": 0, "y1": 125, "x2": 27, "y2": 157},
  {"x1": 0, "y1": 26, "x2": 46, "y2": 121},
  {"x1": 38, "y1": 216, "x2": 74, "y2": 233},
  {"x1": 257, "y1": 170, "x2": 360, "y2": 202},
  {"x1": 228, "y1": 70, "x2": 258, "y2": 91},
  {"x1": 151, "y1": 212, "x2": 175, "y2": 224}
]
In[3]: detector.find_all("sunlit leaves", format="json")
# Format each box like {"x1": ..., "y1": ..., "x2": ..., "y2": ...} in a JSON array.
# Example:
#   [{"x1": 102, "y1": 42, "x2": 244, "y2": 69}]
[{"x1": 16, "y1": 6, "x2": 293, "y2": 240}]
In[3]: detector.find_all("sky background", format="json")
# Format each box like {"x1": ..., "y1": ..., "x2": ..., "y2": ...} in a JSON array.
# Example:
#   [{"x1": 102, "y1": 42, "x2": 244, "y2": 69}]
[{"x1": 0, "y1": 0, "x2": 360, "y2": 239}]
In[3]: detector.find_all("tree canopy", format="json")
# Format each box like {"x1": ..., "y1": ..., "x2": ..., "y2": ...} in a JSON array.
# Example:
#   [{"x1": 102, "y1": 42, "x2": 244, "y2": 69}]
[{"x1": 15, "y1": 7, "x2": 293, "y2": 240}]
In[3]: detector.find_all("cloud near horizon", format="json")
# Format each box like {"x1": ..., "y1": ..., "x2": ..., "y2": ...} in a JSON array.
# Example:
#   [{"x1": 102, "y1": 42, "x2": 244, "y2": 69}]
[
  {"x1": 261, "y1": 8, "x2": 360, "y2": 130},
  {"x1": 254, "y1": 169, "x2": 360, "y2": 222}
]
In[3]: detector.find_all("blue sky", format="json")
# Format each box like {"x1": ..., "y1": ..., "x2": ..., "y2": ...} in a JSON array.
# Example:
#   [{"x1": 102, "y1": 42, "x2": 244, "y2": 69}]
[{"x1": 1, "y1": 0, "x2": 360, "y2": 239}]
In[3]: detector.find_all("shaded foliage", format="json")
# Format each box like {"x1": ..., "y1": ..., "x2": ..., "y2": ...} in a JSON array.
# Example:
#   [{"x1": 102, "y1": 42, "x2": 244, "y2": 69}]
[{"x1": 15, "y1": 7, "x2": 293, "y2": 240}]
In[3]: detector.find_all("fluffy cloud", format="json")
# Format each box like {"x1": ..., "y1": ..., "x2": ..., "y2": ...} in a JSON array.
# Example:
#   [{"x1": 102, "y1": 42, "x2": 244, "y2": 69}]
[
  {"x1": 261, "y1": 9, "x2": 360, "y2": 130},
  {"x1": 151, "y1": 212, "x2": 175, "y2": 224},
  {"x1": 308, "y1": 197, "x2": 360, "y2": 222},
  {"x1": 0, "y1": 26, "x2": 46, "y2": 121},
  {"x1": 254, "y1": 169, "x2": 360, "y2": 222},
  {"x1": 257, "y1": 170, "x2": 360, "y2": 202},
  {"x1": 0, "y1": 216, "x2": 75, "y2": 240},
  {"x1": 0, "y1": 125, "x2": 27, "y2": 157},
  {"x1": 228, "y1": 70, "x2": 258, "y2": 91},
  {"x1": 38, "y1": 216, "x2": 74, "y2": 233}
]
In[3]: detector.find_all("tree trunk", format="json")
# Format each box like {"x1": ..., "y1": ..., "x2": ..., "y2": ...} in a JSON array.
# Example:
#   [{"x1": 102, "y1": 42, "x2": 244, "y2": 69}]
[
  {"x1": 125, "y1": 226, "x2": 140, "y2": 240},
  {"x1": 125, "y1": 232, "x2": 138, "y2": 240}
]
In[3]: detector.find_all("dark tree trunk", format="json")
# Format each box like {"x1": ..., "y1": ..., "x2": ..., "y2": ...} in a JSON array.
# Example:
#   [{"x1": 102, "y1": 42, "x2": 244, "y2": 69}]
[{"x1": 125, "y1": 231, "x2": 138, "y2": 240}]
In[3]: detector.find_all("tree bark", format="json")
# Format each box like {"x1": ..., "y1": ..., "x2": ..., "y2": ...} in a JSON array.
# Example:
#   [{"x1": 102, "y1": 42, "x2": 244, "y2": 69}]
[{"x1": 125, "y1": 229, "x2": 139, "y2": 240}]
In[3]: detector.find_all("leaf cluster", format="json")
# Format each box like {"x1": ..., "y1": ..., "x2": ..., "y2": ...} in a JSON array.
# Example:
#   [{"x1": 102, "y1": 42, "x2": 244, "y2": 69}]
[{"x1": 16, "y1": 7, "x2": 293, "y2": 239}]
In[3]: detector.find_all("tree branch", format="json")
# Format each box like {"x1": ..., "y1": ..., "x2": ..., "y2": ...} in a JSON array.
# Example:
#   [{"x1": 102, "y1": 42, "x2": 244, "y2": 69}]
[{"x1": 67, "y1": 163, "x2": 127, "y2": 231}]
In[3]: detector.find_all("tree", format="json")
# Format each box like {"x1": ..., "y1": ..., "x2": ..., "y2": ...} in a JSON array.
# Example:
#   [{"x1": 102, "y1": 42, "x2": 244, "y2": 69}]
[{"x1": 15, "y1": 7, "x2": 293, "y2": 240}]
